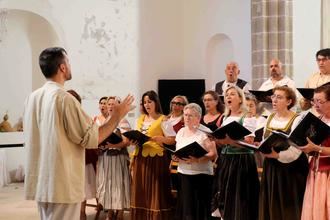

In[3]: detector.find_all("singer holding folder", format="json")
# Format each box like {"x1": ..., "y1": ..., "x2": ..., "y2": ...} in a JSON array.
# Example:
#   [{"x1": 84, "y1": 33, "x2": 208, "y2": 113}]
[
  {"x1": 300, "y1": 84, "x2": 330, "y2": 220},
  {"x1": 130, "y1": 91, "x2": 175, "y2": 220},
  {"x1": 173, "y1": 103, "x2": 217, "y2": 220},
  {"x1": 258, "y1": 86, "x2": 308, "y2": 220},
  {"x1": 211, "y1": 86, "x2": 259, "y2": 220},
  {"x1": 96, "y1": 96, "x2": 131, "y2": 220}
]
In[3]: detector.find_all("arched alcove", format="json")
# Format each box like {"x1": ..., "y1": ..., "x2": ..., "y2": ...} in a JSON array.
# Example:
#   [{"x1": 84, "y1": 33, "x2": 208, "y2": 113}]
[
  {"x1": 205, "y1": 34, "x2": 234, "y2": 89},
  {"x1": 0, "y1": 9, "x2": 60, "y2": 120},
  {"x1": 0, "y1": 9, "x2": 61, "y2": 173}
]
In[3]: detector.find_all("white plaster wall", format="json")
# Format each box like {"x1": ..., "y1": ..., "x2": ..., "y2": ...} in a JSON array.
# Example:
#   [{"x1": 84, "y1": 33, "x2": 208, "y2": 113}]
[
  {"x1": 3, "y1": 0, "x2": 139, "y2": 104},
  {"x1": 138, "y1": 0, "x2": 184, "y2": 94},
  {"x1": 182, "y1": 0, "x2": 252, "y2": 89},
  {"x1": 292, "y1": 0, "x2": 321, "y2": 87}
]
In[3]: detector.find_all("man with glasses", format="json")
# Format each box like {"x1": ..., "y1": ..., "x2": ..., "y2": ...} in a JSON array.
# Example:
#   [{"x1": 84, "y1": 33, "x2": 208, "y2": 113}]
[
  {"x1": 300, "y1": 49, "x2": 330, "y2": 114},
  {"x1": 305, "y1": 48, "x2": 330, "y2": 88}
]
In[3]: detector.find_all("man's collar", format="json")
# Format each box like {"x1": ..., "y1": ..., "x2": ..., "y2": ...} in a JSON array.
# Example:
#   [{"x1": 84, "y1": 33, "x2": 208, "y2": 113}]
[
  {"x1": 46, "y1": 80, "x2": 65, "y2": 88},
  {"x1": 225, "y1": 80, "x2": 237, "y2": 84}
]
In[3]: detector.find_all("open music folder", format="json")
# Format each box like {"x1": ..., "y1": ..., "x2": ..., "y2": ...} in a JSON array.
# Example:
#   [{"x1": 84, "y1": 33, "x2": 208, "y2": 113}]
[
  {"x1": 199, "y1": 120, "x2": 251, "y2": 140},
  {"x1": 237, "y1": 132, "x2": 288, "y2": 154},
  {"x1": 165, "y1": 141, "x2": 208, "y2": 159},
  {"x1": 254, "y1": 127, "x2": 264, "y2": 142},
  {"x1": 99, "y1": 131, "x2": 123, "y2": 147},
  {"x1": 122, "y1": 130, "x2": 150, "y2": 146},
  {"x1": 298, "y1": 81, "x2": 330, "y2": 101},
  {"x1": 237, "y1": 112, "x2": 330, "y2": 153},
  {"x1": 274, "y1": 112, "x2": 330, "y2": 147},
  {"x1": 297, "y1": 88, "x2": 314, "y2": 100},
  {"x1": 249, "y1": 89, "x2": 273, "y2": 103}
]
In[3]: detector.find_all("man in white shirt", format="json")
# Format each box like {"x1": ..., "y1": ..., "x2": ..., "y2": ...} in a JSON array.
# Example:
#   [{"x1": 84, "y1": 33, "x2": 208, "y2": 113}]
[
  {"x1": 259, "y1": 59, "x2": 300, "y2": 113},
  {"x1": 259, "y1": 59, "x2": 296, "y2": 91},
  {"x1": 214, "y1": 61, "x2": 251, "y2": 95},
  {"x1": 23, "y1": 47, "x2": 134, "y2": 220}
]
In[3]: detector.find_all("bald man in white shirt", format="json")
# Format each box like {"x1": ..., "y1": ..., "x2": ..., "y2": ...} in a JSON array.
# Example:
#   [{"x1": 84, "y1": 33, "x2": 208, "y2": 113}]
[{"x1": 259, "y1": 59, "x2": 300, "y2": 114}]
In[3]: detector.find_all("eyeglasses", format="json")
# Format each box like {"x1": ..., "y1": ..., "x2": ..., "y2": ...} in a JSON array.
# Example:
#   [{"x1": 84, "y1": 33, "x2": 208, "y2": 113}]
[
  {"x1": 270, "y1": 94, "x2": 285, "y2": 100},
  {"x1": 316, "y1": 57, "x2": 329, "y2": 63},
  {"x1": 311, "y1": 98, "x2": 328, "y2": 105},
  {"x1": 171, "y1": 101, "x2": 185, "y2": 106}
]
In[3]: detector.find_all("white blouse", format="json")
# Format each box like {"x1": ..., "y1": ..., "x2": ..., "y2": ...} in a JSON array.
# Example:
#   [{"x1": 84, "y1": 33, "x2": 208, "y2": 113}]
[{"x1": 175, "y1": 127, "x2": 213, "y2": 175}]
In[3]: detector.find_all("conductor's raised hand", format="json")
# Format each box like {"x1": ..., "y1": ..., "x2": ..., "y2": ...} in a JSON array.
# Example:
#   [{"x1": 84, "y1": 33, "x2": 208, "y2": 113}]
[{"x1": 113, "y1": 94, "x2": 135, "y2": 119}]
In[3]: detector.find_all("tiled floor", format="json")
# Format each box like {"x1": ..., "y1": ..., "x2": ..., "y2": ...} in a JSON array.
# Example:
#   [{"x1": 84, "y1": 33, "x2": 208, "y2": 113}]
[{"x1": 0, "y1": 183, "x2": 129, "y2": 220}]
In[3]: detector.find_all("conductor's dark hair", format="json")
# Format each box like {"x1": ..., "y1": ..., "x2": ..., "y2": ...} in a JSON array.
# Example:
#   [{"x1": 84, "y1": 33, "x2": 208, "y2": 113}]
[
  {"x1": 39, "y1": 47, "x2": 67, "y2": 78},
  {"x1": 141, "y1": 90, "x2": 163, "y2": 115}
]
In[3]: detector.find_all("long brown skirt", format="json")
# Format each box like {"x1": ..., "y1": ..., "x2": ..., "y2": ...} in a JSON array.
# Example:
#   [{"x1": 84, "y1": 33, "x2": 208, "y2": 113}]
[{"x1": 130, "y1": 151, "x2": 173, "y2": 220}]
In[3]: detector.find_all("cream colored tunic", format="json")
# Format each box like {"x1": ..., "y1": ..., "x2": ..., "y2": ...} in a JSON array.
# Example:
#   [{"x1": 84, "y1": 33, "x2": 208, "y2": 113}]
[
  {"x1": 24, "y1": 81, "x2": 99, "y2": 203},
  {"x1": 305, "y1": 72, "x2": 330, "y2": 88}
]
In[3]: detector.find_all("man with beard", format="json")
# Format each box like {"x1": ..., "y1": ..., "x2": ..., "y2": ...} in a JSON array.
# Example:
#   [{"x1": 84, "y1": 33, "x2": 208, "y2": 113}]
[
  {"x1": 258, "y1": 59, "x2": 299, "y2": 114},
  {"x1": 259, "y1": 59, "x2": 296, "y2": 91}
]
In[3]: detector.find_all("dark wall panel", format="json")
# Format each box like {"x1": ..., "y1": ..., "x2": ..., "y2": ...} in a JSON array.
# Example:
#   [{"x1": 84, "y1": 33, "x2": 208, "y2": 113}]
[{"x1": 158, "y1": 79, "x2": 205, "y2": 115}]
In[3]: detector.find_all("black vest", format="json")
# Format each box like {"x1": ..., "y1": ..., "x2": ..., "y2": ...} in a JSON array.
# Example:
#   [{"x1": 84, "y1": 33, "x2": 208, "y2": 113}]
[{"x1": 215, "y1": 78, "x2": 248, "y2": 95}]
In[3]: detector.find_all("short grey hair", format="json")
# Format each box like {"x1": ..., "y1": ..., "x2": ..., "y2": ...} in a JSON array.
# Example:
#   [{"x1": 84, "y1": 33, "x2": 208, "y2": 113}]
[{"x1": 183, "y1": 103, "x2": 202, "y2": 118}]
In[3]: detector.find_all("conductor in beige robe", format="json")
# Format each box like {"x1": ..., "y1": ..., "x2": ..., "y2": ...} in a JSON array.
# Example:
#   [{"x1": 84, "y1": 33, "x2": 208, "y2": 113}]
[{"x1": 23, "y1": 47, "x2": 134, "y2": 220}]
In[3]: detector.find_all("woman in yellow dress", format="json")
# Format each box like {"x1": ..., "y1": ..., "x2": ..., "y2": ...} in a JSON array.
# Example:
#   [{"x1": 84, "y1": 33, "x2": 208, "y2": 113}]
[{"x1": 130, "y1": 90, "x2": 175, "y2": 220}]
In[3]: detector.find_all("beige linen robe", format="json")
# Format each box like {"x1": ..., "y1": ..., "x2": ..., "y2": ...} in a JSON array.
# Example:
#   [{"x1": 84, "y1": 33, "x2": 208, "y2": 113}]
[{"x1": 24, "y1": 81, "x2": 98, "y2": 203}]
